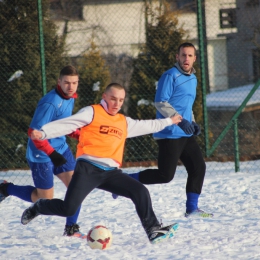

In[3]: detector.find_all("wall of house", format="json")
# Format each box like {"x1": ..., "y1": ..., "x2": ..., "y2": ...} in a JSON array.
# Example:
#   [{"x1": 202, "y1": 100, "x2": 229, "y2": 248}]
[
  {"x1": 53, "y1": 0, "x2": 258, "y2": 92},
  {"x1": 207, "y1": 38, "x2": 228, "y2": 91},
  {"x1": 224, "y1": 0, "x2": 259, "y2": 88},
  {"x1": 82, "y1": 1, "x2": 147, "y2": 56},
  {"x1": 55, "y1": 1, "x2": 152, "y2": 57}
]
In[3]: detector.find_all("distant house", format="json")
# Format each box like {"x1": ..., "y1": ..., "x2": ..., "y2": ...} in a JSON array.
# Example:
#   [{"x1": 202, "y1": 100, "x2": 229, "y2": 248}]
[
  {"x1": 51, "y1": 0, "x2": 260, "y2": 93},
  {"x1": 207, "y1": 84, "x2": 260, "y2": 112},
  {"x1": 53, "y1": 1, "x2": 146, "y2": 57},
  {"x1": 175, "y1": 0, "x2": 260, "y2": 91}
]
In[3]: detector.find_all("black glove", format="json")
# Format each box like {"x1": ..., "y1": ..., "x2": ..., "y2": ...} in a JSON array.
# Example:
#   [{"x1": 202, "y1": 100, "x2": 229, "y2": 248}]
[
  {"x1": 192, "y1": 121, "x2": 201, "y2": 136},
  {"x1": 49, "y1": 150, "x2": 67, "y2": 167},
  {"x1": 178, "y1": 119, "x2": 195, "y2": 135}
]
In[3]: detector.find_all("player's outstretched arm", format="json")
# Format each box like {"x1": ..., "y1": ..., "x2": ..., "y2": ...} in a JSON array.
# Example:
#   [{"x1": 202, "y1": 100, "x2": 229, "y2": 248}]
[{"x1": 126, "y1": 115, "x2": 182, "y2": 138}]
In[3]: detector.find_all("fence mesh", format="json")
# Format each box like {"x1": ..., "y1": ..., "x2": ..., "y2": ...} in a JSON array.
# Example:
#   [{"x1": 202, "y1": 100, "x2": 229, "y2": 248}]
[{"x1": 1, "y1": 0, "x2": 260, "y2": 183}]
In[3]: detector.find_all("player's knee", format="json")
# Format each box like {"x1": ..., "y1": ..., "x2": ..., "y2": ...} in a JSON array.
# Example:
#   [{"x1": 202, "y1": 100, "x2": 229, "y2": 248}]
[
  {"x1": 63, "y1": 207, "x2": 77, "y2": 217},
  {"x1": 156, "y1": 169, "x2": 175, "y2": 183},
  {"x1": 34, "y1": 189, "x2": 54, "y2": 200},
  {"x1": 160, "y1": 174, "x2": 174, "y2": 183},
  {"x1": 41, "y1": 194, "x2": 54, "y2": 199},
  {"x1": 135, "y1": 184, "x2": 150, "y2": 198},
  {"x1": 198, "y1": 161, "x2": 206, "y2": 177}
]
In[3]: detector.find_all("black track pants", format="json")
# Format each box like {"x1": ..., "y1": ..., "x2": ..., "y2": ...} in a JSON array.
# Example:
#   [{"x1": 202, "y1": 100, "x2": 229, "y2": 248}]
[
  {"x1": 37, "y1": 160, "x2": 160, "y2": 234},
  {"x1": 139, "y1": 136, "x2": 206, "y2": 194}
]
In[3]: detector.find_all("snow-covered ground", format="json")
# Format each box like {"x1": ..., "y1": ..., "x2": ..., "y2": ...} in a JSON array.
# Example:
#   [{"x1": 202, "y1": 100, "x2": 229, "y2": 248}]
[{"x1": 1, "y1": 160, "x2": 260, "y2": 259}]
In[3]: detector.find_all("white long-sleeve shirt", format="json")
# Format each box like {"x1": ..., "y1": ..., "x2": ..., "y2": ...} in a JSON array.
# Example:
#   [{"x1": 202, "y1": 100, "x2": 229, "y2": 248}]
[{"x1": 39, "y1": 105, "x2": 173, "y2": 168}]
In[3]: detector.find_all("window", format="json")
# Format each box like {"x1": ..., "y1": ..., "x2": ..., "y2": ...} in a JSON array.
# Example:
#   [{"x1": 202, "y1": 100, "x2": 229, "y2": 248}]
[
  {"x1": 246, "y1": 0, "x2": 259, "y2": 7},
  {"x1": 50, "y1": 0, "x2": 83, "y2": 21},
  {"x1": 253, "y1": 49, "x2": 260, "y2": 83},
  {"x1": 170, "y1": 0, "x2": 196, "y2": 12},
  {"x1": 219, "y1": 8, "x2": 237, "y2": 28}
]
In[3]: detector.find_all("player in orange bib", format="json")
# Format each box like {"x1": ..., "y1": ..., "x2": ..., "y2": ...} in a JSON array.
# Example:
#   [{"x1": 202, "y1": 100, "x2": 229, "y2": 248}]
[{"x1": 21, "y1": 82, "x2": 183, "y2": 244}]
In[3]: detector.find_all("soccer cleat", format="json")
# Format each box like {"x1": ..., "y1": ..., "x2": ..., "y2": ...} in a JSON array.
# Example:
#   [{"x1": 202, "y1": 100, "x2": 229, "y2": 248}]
[
  {"x1": 148, "y1": 223, "x2": 179, "y2": 244},
  {"x1": 21, "y1": 201, "x2": 41, "y2": 225},
  {"x1": 0, "y1": 180, "x2": 11, "y2": 203},
  {"x1": 185, "y1": 208, "x2": 214, "y2": 218},
  {"x1": 63, "y1": 224, "x2": 87, "y2": 239}
]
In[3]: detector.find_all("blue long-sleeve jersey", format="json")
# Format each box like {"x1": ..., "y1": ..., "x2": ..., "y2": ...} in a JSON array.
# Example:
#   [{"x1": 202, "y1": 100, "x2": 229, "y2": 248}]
[
  {"x1": 153, "y1": 65, "x2": 197, "y2": 139},
  {"x1": 26, "y1": 89, "x2": 75, "y2": 162}
]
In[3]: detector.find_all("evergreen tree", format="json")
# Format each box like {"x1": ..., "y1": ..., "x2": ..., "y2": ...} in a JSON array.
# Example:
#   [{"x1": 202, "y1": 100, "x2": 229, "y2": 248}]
[
  {"x1": 128, "y1": 6, "x2": 186, "y2": 120},
  {"x1": 77, "y1": 41, "x2": 111, "y2": 110},
  {"x1": 66, "y1": 41, "x2": 111, "y2": 156},
  {"x1": 0, "y1": 0, "x2": 67, "y2": 168},
  {"x1": 192, "y1": 65, "x2": 205, "y2": 153},
  {"x1": 125, "y1": 3, "x2": 204, "y2": 163}
]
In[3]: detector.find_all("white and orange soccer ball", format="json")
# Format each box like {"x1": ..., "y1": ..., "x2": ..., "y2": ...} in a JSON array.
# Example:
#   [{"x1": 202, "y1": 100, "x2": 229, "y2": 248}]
[{"x1": 87, "y1": 225, "x2": 112, "y2": 250}]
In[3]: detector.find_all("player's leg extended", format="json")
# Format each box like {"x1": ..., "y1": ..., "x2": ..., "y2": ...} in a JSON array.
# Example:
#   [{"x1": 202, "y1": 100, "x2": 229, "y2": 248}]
[
  {"x1": 31, "y1": 187, "x2": 54, "y2": 201},
  {"x1": 138, "y1": 138, "x2": 185, "y2": 184},
  {"x1": 111, "y1": 138, "x2": 184, "y2": 199},
  {"x1": 21, "y1": 160, "x2": 103, "y2": 224},
  {"x1": 99, "y1": 170, "x2": 179, "y2": 243}
]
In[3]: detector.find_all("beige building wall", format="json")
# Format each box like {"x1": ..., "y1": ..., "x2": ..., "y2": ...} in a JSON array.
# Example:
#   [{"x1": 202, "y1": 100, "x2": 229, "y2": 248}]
[
  {"x1": 54, "y1": 0, "x2": 237, "y2": 92},
  {"x1": 55, "y1": 1, "x2": 146, "y2": 57}
]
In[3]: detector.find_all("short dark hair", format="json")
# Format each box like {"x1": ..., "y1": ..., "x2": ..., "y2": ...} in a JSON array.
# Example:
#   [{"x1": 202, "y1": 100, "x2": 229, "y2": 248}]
[
  {"x1": 59, "y1": 65, "x2": 79, "y2": 79},
  {"x1": 105, "y1": 83, "x2": 126, "y2": 92},
  {"x1": 177, "y1": 42, "x2": 196, "y2": 54}
]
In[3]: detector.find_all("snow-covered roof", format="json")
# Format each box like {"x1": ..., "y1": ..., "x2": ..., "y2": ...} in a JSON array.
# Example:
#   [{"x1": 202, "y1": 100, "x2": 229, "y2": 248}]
[{"x1": 206, "y1": 84, "x2": 260, "y2": 111}]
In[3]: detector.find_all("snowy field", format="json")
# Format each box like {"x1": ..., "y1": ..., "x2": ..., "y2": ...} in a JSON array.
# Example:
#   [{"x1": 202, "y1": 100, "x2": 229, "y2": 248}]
[{"x1": 1, "y1": 160, "x2": 260, "y2": 259}]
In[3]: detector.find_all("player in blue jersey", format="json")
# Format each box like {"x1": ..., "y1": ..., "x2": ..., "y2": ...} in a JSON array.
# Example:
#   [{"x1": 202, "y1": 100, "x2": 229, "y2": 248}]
[
  {"x1": 113, "y1": 42, "x2": 213, "y2": 218},
  {"x1": 0, "y1": 65, "x2": 85, "y2": 237}
]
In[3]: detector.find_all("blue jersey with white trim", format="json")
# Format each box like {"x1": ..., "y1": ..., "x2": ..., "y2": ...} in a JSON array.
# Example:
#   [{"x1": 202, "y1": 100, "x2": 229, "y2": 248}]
[{"x1": 153, "y1": 66, "x2": 197, "y2": 139}]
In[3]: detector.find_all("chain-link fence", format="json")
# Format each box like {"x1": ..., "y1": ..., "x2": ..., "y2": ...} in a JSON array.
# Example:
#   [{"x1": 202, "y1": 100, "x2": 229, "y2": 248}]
[{"x1": 1, "y1": 0, "x2": 260, "y2": 184}]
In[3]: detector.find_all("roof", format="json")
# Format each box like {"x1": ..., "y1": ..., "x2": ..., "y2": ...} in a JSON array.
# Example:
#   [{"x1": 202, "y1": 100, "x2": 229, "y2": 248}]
[{"x1": 206, "y1": 84, "x2": 260, "y2": 111}]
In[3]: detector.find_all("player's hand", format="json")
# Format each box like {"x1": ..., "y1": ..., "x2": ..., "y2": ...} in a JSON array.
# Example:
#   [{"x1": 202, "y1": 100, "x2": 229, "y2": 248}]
[
  {"x1": 170, "y1": 114, "x2": 182, "y2": 124},
  {"x1": 192, "y1": 121, "x2": 201, "y2": 136},
  {"x1": 30, "y1": 130, "x2": 43, "y2": 140},
  {"x1": 49, "y1": 150, "x2": 67, "y2": 167},
  {"x1": 178, "y1": 119, "x2": 195, "y2": 135}
]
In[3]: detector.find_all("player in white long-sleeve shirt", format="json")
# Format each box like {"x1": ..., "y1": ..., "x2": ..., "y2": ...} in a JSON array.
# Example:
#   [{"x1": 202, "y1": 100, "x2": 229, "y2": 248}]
[{"x1": 21, "y1": 83, "x2": 182, "y2": 244}]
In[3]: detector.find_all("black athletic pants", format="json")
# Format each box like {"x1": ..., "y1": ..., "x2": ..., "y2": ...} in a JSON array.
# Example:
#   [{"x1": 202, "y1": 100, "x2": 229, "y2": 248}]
[
  {"x1": 37, "y1": 160, "x2": 160, "y2": 235},
  {"x1": 139, "y1": 136, "x2": 206, "y2": 194}
]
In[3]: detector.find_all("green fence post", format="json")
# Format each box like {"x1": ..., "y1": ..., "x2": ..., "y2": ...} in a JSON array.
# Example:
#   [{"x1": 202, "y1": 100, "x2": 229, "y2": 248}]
[
  {"x1": 37, "y1": 0, "x2": 47, "y2": 96},
  {"x1": 196, "y1": 0, "x2": 209, "y2": 156},
  {"x1": 207, "y1": 80, "x2": 260, "y2": 157},
  {"x1": 233, "y1": 119, "x2": 240, "y2": 172}
]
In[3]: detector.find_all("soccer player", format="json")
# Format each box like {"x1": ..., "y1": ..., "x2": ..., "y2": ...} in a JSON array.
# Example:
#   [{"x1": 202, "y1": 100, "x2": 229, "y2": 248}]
[
  {"x1": 113, "y1": 42, "x2": 213, "y2": 218},
  {"x1": 21, "y1": 82, "x2": 182, "y2": 244},
  {"x1": 0, "y1": 65, "x2": 86, "y2": 237}
]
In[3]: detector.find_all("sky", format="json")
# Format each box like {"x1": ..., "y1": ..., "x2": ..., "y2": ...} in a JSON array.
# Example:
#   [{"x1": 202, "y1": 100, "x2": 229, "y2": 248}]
[{"x1": 1, "y1": 160, "x2": 260, "y2": 260}]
